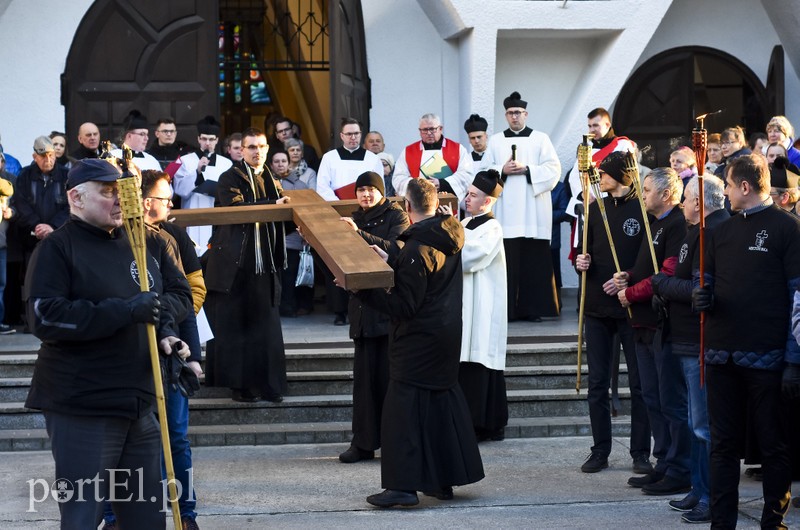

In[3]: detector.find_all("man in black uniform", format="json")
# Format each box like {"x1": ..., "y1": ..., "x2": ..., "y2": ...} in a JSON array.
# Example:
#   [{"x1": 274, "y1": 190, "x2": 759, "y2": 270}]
[
  {"x1": 357, "y1": 178, "x2": 484, "y2": 507},
  {"x1": 24, "y1": 158, "x2": 192, "y2": 528},
  {"x1": 575, "y1": 151, "x2": 652, "y2": 475},
  {"x1": 651, "y1": 175, "x2": 729, "y2": 524},
  {"x1": 616, "y1": 167, "x2": 691, "y2": 495},
  {"x1": 693, "y1": 154, "x2": 800, "y2": 528}
]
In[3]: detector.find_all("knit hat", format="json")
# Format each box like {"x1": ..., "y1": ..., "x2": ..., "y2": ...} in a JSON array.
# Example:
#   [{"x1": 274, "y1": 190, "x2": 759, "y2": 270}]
[
  {"x1": 472, "y1": 169, "x2": 504, "y2": 198},
  {"x1": 197, "y1": 115, "x2": 221, "y2": 137},
  {"x1": 598, "y1": 151, "x2": 633, "y2": 185},
  {"x1": 770, "y1": 156, "x2": 800, "y2": 189},
  {"x1": 355, "y1": 171, "x2": 384, "y2": 196},
  {"x1": 464, "y1": 114, "x2": 488, "y2": 134},
  {"x1": 377, "y1": 152, "x2": 394, "y2": 171},
  {"x1": 123, "y1": 110, "x2": 148, "y2": 131},
  {"x1": 33, "y1": 136, "x2": 54, "y2": 155},
  {"x1": 67, "y1": 158, "x2": 122, "y2": 189},
  {"x1": 503, "y1": 91, "x2": 527, "y2": 110}
]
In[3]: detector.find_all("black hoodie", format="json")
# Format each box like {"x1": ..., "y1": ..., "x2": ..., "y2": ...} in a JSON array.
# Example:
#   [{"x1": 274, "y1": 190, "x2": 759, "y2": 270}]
[{"x1": 358, "y1": 213, "x2": 464, "y2": 389}]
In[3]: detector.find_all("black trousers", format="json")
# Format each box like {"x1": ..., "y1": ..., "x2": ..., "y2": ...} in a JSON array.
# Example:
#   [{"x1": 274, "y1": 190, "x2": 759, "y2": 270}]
[
  {"x1": 44, "y1": 410, "x2": 165, "y2": 529},
  {"x1": 351, "y1": 336, "x2": 390, "y2": 450},
  {"x1": 584, "y1": 315, "x2": 650, "y2": 458},
  {"x1": 707, "y1": 361, "x2": 791, "y2": 529}
]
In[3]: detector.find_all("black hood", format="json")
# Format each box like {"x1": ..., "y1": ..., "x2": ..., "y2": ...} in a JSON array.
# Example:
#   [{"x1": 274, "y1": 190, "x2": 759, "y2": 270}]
[{"x1": 400, "y1": 213, "x2": 463, "y2": 256}]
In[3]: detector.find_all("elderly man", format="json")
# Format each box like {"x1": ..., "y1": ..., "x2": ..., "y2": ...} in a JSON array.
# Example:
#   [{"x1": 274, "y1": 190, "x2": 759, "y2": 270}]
[
  {"x1": 363, "y1": 131, "x2": 385, "y2": 154},
  {"x1": 483, "y1": 91, "x2": 561, "y2": 322},
  {"x1": 110, "y1": 111, "x2": 161, "y2": 171},
  {"x1": 650, "y1": 175, "x2": 729, "y2": 524},
  {"x1": 356, "y1": 178, "x2": 483, "y2": 507},
  {"x1": 616, "y1": 168, "x2": 690, "y2": 496},
  {"x1": 11, "y1": 136, "x2": 70, "y2": 268},
  {"x1": 392, "y1": 113, "x2": 473, "y2": 202},
  {"x1": 769, "y1": 156, "x2": 800, "y2": 213},
  {"x1": 71, "y1": 122, "x2": 102, "y2": 160},
  {"x1": 173, "y1": 115, "x2": 232, "y2": 255},
  {"x1": 24, "y1": 158, "x2": 192, "y2": 528},
  {"x1": 693, "y1": 154, "x2": 800, "y2": 528}
]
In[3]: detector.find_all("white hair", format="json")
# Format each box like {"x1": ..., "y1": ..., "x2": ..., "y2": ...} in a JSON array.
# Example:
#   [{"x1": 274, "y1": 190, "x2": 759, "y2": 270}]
[{"x1": 685, "y1": 175, "x2": 725, "y2": 212}]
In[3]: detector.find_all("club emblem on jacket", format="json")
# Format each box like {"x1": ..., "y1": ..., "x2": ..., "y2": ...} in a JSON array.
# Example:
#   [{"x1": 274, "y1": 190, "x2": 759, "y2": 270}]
[
  {"x1": 130, "y1": 261, "x2": 155, "y2": 287},
  {"x1": 622, "y1": 218, "x2": 640, "y2": 236},
  {"x1": 748, "y1": 229, "x2": 769, "y2": 253}
]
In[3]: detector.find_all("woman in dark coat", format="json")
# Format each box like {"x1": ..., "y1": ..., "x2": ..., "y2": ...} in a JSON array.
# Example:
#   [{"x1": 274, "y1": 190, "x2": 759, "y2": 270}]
[
  {"x1": 338, "y1": 171, "x2": 409, "y2": 463},
  {"x1": 203, "y1": 129, "x2": 288, "y2": 403}
]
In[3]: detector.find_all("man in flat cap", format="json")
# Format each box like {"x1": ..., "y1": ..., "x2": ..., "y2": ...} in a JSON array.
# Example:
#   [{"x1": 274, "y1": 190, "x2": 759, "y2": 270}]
[
  {"x1": 24, "y1": 158, "x2": 192, "y2": 528},
  {"x1": 393, "y1": 113, "x2": 474, "y2": 202},
  {"x1": 110, "y1": 110, "x2": 161, "y2": 171},
  {"x1": 483, "y1": 91, "x2": 561, "y2": 322},
  {"x1": 459, "y1": 169, "x2": 508, "y2": 442},
  {"x1": 464, "y1": 114, "x2": 489, "y2": 173},
  {"x1": 173, "y1": 115, "x2": 233, "y2": 255}
]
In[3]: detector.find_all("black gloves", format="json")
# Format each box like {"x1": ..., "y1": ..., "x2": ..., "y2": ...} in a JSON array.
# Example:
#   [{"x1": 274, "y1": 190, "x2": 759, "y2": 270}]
[
  {"x1": 651, "y1": 293, "x2": 669, "y2": 321},
  {"x1": 160, "y1": 341, "x2": 200, "y2": 398},
  {"x1": 783, "y1": 364, "x2": 800, "y2": 400},
  {"x1": 650, "y1": 272, "x2": 666, "y2": 295},
  {"x1": 691, "y1": 286, "x2": 713, "y2": 313},
  {"x1": 126, "y1": 292, "x2": 160, "y2": 324}
]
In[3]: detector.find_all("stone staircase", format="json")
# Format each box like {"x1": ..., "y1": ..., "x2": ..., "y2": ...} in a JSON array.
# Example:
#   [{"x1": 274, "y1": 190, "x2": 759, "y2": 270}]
[{"x1": 0, "y1": 332, "x2": 633, "y2": 451}]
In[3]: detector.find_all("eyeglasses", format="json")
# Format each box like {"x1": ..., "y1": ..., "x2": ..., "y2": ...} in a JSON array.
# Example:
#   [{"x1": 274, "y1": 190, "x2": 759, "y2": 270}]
[
  {"x1": 418, "y1": 127, "x2": 441, "y2": 134},
  {"x1": 505, "y1": 110, "x2": 524, "y2": 117},
  {"x1": 157, "y1": 129, "x2": 177, "y2": 134},
  {"x1": 148, "y1": 196, "x2": 173, "y2": 205},
  {"x1": 244, "y1": 144, "x2": 268, "y2": 151},
  {"x1": 341, "y1": 132, "x2": 361, "y2": 137},
  {"x1": 130, "y1": 131, "x2": 149, "y2": 137}
]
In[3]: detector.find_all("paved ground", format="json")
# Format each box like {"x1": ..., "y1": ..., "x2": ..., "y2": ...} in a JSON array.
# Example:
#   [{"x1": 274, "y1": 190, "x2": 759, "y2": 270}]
[{"x1": 1, "y1": 437, "x2": 794, "y2": 528}]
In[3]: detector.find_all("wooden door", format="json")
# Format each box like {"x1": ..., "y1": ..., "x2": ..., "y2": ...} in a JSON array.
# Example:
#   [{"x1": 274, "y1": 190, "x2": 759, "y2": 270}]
[{"x1": 62, "y1": 0, "x2": 219, "y2": 148}]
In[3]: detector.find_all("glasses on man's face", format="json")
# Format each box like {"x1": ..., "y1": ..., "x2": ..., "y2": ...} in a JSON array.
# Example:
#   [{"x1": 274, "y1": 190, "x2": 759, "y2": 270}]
[
  {"x1": 130, "y1": 131, "x2": 149, "y2": 137},
  {"x1": 418, "y1": 127, "x2": 440, "y2": 134},
  {"x1": 506, "y1": 110, "x2": 524, "y2": 117},
  {"x1": 341, "y1": 132, "x2": 361, "y2": 137},
  {"x1": 157, "y1": 129, "x2": 177, "y2": 135},
  {"x1": 244, "y1": 144, "x2": 268, "y2": 151},
  {"x1": 148, "y1": 196, "x2": 173, "y2": 205}
]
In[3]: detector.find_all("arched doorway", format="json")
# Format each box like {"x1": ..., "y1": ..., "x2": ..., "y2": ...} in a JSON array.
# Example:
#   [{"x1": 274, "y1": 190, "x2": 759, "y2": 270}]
[
  {"x1": 63, "y1": 0, "x2": 370, "y2": 156},
  {"x1": 614, "y1": 46, "x2": 781, "y2": 168}
]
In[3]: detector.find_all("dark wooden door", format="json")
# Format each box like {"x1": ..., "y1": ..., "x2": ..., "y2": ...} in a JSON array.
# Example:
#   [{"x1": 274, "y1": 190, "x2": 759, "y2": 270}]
[
  {"x1": 329, "y1": 0, "x2": 370, "y2": 143},
  {"x1": 62, "y1": 0, "x2": 219, "y2": 147}
]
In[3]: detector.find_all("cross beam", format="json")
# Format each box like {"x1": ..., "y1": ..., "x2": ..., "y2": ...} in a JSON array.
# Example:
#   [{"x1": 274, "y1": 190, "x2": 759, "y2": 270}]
[{"x1": 170, "y1": 189, "x2": 457, "y2": 290}]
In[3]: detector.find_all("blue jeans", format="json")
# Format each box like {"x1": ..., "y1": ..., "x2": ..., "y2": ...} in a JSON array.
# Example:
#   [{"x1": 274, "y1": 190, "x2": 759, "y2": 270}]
[
  {"x1": 635, "y1": 338, "x2": 691, "y2": 480},
  {"x1": 679, "y1": 354, "x2": 710, "y2": 503}
]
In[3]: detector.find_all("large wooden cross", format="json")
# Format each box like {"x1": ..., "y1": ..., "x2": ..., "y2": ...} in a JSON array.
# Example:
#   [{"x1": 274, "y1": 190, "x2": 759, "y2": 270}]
[{"x1": 170, "y1": 189, "x2": 457, "y2": 290}]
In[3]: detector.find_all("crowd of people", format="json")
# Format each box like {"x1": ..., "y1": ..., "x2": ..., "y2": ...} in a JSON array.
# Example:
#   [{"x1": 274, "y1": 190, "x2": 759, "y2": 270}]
[{"x1": 7, "y1": 97, "x2": 800, "y2": 528}]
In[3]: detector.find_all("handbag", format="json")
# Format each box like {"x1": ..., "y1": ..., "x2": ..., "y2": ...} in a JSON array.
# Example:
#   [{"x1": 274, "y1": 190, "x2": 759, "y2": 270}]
[{"x1": 295, "y1": 244, "x2": 315, "y2": 288}]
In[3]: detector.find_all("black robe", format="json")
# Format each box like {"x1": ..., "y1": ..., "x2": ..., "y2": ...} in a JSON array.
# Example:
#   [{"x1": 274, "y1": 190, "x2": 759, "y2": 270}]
[
  {"x1": 358, "y1": 214, "x2": 484, "y2": 492},
  {"x1": 203, "y1": 161, "x2": 287, "y2": 398}
]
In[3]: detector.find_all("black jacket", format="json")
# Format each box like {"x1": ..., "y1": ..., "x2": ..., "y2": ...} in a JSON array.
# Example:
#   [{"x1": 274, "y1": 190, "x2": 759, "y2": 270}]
[
  {"x1": 358, "y1": 214, "x2": 464, "y2": 389},
  {"x1": 348, "y1": 199, "x2": 410, "y2": 338},
  {"x1": 24, "y1": 218, "x2": 192, "y2": 418},
  {"x1": 10, "y1": 163, "x2": 69, "y2": 251},
  {"x1": 204, "y1": 161, "x2": 286, "y2": 297}
]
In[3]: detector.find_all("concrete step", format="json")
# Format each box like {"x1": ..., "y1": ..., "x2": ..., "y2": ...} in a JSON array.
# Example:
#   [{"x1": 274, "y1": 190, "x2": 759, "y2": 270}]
[
  {"x1": 0, "y1": 415, "x2": 634, "y2": 452},
  {"x1": 0, "y1": 388, "x2": 630, "y2": 430},
  {"x1": 0, "y1": 366, "x2": 630, "y2": 402}
]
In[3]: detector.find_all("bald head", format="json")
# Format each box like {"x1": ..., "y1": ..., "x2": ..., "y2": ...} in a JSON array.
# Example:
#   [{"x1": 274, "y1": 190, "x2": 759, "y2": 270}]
[{"x1": 77, "y1": 122, "x2": 100, "y2": 150}]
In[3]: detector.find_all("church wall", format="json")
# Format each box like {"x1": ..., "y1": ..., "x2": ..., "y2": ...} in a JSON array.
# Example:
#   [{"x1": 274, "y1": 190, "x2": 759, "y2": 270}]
[{"x1": 0, "y1": 0, "x2": 94, "y2": 159}]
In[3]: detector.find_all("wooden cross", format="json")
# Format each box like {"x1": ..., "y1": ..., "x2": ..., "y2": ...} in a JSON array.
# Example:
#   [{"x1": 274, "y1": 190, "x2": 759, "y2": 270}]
[{"x1": 170, "y1": 189, "x2": 457, "y2": 290}]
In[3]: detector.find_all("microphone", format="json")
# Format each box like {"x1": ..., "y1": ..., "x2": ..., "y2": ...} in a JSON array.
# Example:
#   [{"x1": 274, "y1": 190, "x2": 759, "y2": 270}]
[
  {"x1": 511, "y1": 144, "x2": 517, "y2": 162},
  {"x1": 200, "y1": 150, "x2": 211, "y2": 172}
]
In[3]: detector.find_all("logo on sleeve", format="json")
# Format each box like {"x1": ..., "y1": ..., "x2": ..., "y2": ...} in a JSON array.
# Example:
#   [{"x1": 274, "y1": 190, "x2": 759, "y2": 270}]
[
  {"x1": 622, "y1": 218, "x2": 641, "y2": 236},
  {"x1": 679, "y1": 243, "x2": 688, "y2": 263},
  {"x1": 748, "y1": 230, "x2": 769, "y2": 252}
]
